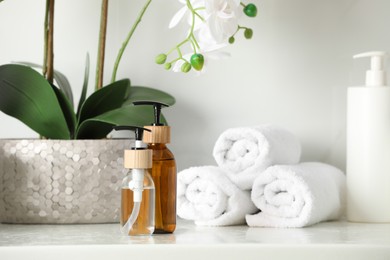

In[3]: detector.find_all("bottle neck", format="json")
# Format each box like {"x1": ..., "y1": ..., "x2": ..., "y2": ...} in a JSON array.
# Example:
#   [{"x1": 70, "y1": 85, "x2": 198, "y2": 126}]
[{"x1": 148, "y1": 143, "x2": 167, "y2": 149}]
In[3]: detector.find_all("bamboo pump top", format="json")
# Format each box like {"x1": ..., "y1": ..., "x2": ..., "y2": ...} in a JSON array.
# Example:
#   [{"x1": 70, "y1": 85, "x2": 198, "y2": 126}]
[{"x1": 113, "y1": 126, "x2": 152, "y2": 169}]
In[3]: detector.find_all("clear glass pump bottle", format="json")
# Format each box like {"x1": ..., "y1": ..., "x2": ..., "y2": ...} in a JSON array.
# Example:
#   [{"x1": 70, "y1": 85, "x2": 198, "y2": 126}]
[
  {"x1": 113, "y1": 126, "x2": 155, "y2": 236},
  {"x1": 120, "y1": 169, "x2": 155, "y2": 235},
  {"x1": 133, "y1": 101, "x2": 177, "y2": 234}
]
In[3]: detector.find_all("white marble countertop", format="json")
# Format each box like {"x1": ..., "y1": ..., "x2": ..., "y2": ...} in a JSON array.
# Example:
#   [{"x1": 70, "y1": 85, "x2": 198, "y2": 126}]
[{"x1": 0, "y1": 219, "x2": 389, "y2": 260}]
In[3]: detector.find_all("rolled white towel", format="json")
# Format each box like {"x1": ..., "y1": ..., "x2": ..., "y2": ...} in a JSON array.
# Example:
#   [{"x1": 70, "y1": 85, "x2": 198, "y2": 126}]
[
  {"x1": 246, "y1": 162, "x2": 346, "y2": 228},
  {"x1": 178, "y1": 166, "x2": 258, "y2": 226},
  {"x1": 213, "y1": 125, "x2": 301, "y2": 190}
]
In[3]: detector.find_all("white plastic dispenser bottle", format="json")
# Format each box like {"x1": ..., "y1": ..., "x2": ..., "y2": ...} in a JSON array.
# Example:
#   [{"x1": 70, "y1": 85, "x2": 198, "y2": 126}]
[
  {"x1": 347, "y1": 51, "x2": 390, "y2": 222},
  {"x1": 113, "y1": 126, "x2": 155, "y2": 235}
]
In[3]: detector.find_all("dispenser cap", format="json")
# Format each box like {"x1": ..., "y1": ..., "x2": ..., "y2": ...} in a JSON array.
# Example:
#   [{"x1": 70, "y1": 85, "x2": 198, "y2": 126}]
[
  {"x1": 112, "y1": 125, "x2": 152, "y2": 169},
  {"x1": 133, "y1": 101, "x2": 169, "y2": 126},
  {"x1": 123, "y1": 149, "x2": 152, "y2": 169},
  {"x1": 353, "y1": 51, "x2": 387, "y2": 86},
  {"x1": 113, "y1": 125, "x2": 150, "y2": 142},
  {"x1": 143, "y1": 125, "x2": 171, "y2": 144},
  {"x1": 133, "y1": 101, "x2": 171, "y2": 144}
]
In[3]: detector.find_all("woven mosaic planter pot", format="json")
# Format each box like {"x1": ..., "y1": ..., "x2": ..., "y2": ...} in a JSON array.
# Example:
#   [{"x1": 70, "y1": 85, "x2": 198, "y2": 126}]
[{"x1": 0, "y1": 139, "x2": 131, "y2": 224}]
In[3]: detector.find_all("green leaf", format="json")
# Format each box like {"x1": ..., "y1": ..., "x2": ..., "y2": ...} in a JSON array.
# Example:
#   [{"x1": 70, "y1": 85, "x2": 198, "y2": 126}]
[
  {"x1": 53, "y1": 67, "x2": 74, "y2": 108},
  {"x1": 50, "y1": 84, "x2": 77, "y2": 138},
  {"x1": 76, "y1": 120, "x2": 113, "y2": 139},
  {"x1": 76, "y1": 105, "x2": 166, "y2": 139},
  {"x1": 14, "y1": 61, "x2": 74, "y2": 108},
  {"x1": 77, "y1": 78, "x2": 130, "y2": 123},
  {"x1": 0, "y1": 64, "x2": 70, "y2": 139},
  {"x1": 123, "y1": 86, "x2": 176, "y2": 106},
  {"x1": 76, "y1": 53, "x2": 90, "y2": 117}
]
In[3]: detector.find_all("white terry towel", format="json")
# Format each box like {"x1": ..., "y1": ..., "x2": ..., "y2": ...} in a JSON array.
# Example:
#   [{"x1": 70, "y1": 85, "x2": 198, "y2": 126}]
[
  {"x1": 177, "y1": 166, "x2": 258, "y2": 226},
  {"x1": 246, "y1": 162, "x2": 346, "y2": 228},
  {"x1": 213, "y1": 125, "x2": 301, "y2": 190}
]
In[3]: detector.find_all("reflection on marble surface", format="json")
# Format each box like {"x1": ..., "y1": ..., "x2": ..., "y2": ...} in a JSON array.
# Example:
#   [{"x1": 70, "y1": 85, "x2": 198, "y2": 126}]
[
  {"x1": 1, "y1": 219, "x2": 390, "y2": 247},
  {"x1": 246, "y1": 220, "x2": 390, "y2": 245}
]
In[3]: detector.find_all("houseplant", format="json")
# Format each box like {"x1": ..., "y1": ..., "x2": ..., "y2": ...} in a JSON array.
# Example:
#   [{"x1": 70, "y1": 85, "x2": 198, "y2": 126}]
[{"x1": 0, "y1": 0, "x2": 257, "y2": 223}]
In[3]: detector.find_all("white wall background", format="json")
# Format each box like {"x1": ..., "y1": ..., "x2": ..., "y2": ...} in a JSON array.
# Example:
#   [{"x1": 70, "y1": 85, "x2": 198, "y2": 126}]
[{"x1": 0, "y1": 0, "x2": 389, "y2": 172}]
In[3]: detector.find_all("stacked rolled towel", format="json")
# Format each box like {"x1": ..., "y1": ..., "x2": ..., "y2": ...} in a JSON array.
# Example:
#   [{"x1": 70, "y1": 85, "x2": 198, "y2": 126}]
[
  {"x1": 213, "y1": 125, "x2": 301, "y2": 190},
  {"x1": 246, "y1": 162, "x2": 346, "y2": 228},
  {"x1": 177, "y1": 166, "x2": 258, "y2": 226},
  {"x1": 177, "y1": 125, "x2": 345, "y2": 228}
]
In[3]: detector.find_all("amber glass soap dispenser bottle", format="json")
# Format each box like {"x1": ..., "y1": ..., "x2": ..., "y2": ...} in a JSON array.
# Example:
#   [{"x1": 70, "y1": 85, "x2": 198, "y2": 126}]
[
  {"x1": 133, "y1": 101, "x2": 177, "y2": 233},
  {"x1": 113, "y1": 126, "x2": 155, "y2": 236}
]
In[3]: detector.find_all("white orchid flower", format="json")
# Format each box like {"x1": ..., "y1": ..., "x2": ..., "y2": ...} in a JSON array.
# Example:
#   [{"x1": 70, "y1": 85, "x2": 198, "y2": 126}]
[
  {"x1": 196, "y1": 22, "x2": 227, "y2": 51},
  {"x1": 172, "y1": 21, "x2": 231, "y2": 74},
  {"x1": 157, "y1": 0, "x2": 257, "y2": 74},
  {"x1": 169, "y1": 0, "x2": 206, "y2": 29},
  {"x1": 204, "y1": 0, "x2": 241, "y2": 43}
]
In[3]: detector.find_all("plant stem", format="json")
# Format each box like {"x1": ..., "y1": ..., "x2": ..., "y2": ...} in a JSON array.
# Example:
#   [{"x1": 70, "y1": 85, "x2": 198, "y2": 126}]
[
  {"x1": 166, "y1": 0, "x2": 201, "y2": 60},
  {"x1": 43, "y1": 0, "x2": 49, "y2": 76},
  {"x1": 95, "y1": 0, "x2": 109, "y2": 91},
  {"x1": 111, "y1": 0, "x2": 152, "y2": 83},
  {"x1": 186, "y1": 1, "x2": 205, "y2": 22},
  {"x1": 44, "y1": 0, "x2": 55, "y2": 83},
  {"x1": 185, "y1": 0, "x2": 201, "y2": 52}
]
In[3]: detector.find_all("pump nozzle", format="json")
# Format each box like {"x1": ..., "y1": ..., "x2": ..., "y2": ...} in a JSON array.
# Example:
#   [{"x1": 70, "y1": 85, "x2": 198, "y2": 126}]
[
  {"x1": 133, "y1": 101, "x2": 169, "y2": 126},
  {"x1": 113, "y1": 125, "x2": 151, "y2": 149},
  {"x1": 353, "y1": 51, "x2": 388, "y2": 86}
]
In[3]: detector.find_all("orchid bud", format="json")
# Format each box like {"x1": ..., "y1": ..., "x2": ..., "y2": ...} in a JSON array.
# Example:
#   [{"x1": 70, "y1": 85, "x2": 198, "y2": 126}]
[
  {"x1": 244, "y1": 3, "x2": 257, "y2": 17},
  {"x1": 164, "y1": 63, "x2": 172, "y2": 70},
  {"x1": 155, "y1": 54, "x2": 167, "y2": 64},
  {"x1": 244, "y1": 28, "x2": 253, "y2": 39},
  {"x1": 229, "y1": 36, "x2": 235, "y2": 44},
  {"x1": 181, "y1": 62, "x2": 192, "y2": 73},
  {"x1": 190, "y1": 54, "x2": 204, "y2": 71}
]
